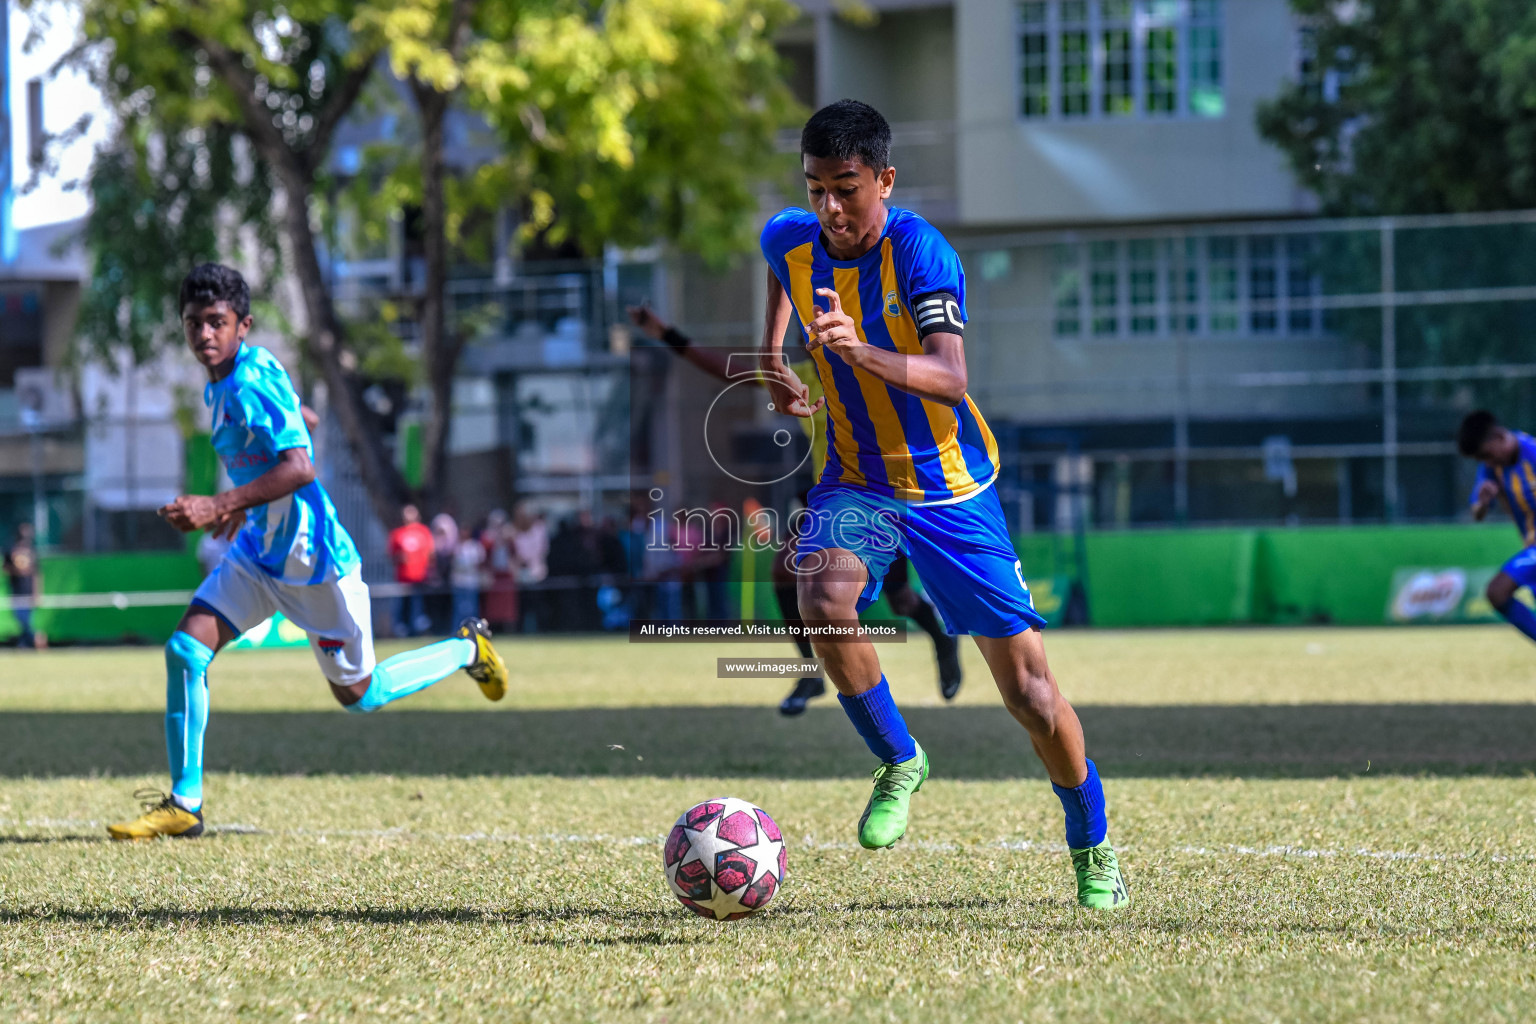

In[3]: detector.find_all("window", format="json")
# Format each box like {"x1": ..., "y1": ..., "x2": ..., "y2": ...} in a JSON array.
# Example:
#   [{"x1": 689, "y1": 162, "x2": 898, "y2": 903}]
[
  {"x1": 1089, "y1": 241, "x2": 1120, "y2": 336},
  {"x1": 1053, "y1": 245, "x2": 1083, "y2": 335},
  {"x1": 1016, "y1": 0, "x2": 1225, "y2": 121},
  {"x1": 1051, "y1": 232, "x2": 1326, "y2": 340}
]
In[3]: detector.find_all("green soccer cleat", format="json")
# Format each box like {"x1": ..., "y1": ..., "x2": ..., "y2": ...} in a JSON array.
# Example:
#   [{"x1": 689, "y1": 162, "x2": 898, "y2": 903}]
[
  {"x1": 857, "y1": 742, "x2": 929, "y2": 849},
  {"x1": 1070, "y1": 839, "x2": 1130, "y2": 909}
]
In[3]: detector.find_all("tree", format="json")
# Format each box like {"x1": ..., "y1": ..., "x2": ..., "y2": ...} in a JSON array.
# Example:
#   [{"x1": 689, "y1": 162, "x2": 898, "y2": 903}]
[
  {"x1": 1258, "y1": 0, "x2": 1536, "y2": 215},
  {"x1": 49, "y1": 0, "x2": 797, "y2": 519},
  {"x1": 354, "y1": 0, "x2": 800, "y2": 504},
  {"x1": 1258, "y1": 1, "x2": 1536, "y2": 426}
]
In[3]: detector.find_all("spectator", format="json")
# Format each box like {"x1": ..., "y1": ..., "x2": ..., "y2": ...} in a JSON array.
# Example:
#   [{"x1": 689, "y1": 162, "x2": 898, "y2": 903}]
[
  {"x1": 5, "y1": 523, "x2": 41, "y2": 649},
  {"x1": 547, "y1": 510, "x2": 603, "y2": 631},
  {"x1": 429, "y1": 511, "x2": 459, "y2": 631},
  {"x1": 481, "y1": 508, "x2": 518, "y2": 631},
  {"x1": 450, "y1": 525, "x2": 487, "y2": 626},
  {"x1": 387, "y1": 504, "x2": 434, "y2": 636},
  {"x1": 509, "y1": 502, "x2": 549, "y2": 631}
]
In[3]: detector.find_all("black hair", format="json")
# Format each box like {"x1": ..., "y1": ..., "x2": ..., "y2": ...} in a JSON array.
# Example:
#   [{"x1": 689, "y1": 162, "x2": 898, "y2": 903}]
[
  {"x1": 179, "y1": 262, "x2": 250, "y2": 320},
  {"x1": 1457, "y1": 409, "x2": 1500, "y2": 457},
  {"x1": 801, "y1": 99, "x2": 891, "y2": 173}
]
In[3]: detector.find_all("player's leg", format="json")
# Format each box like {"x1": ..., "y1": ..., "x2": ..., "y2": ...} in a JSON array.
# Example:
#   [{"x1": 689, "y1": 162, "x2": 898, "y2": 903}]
[
  {"x1": 883, "y1": 556, "x2": 962, "y2": 700},
  {"x1": 971, "y1": 629, "x2": 1125, "y2": 908},
  {"x1": 796, "y1": 488, "x2": 926, "y2": 849},
  {"x1": 294, "y1": 572, "x2": 509, "y2": 712},
  {"x1": 1487, "y1": 553, "x2": 1536, "y2": 643},
  {"x1": 903, "y1": 488, "x2": 1127, "y2": 908},
  {"x1": 108, "y1": 554, "x2": 259, "y2": 840},
  {"x1": 773, "y1": 532, "x2": 825, "y2": 715}
]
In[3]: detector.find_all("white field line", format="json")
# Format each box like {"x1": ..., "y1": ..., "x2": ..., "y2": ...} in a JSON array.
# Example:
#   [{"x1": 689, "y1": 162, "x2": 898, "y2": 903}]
[{"x1": 6, "y1": 819, "x2": 1533, "y2": 863}]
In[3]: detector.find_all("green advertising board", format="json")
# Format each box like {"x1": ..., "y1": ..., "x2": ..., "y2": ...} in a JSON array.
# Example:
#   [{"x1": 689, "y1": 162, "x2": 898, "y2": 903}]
[{"x1": 1383, "y1": 566, "x2": 1523, "y2": 624}]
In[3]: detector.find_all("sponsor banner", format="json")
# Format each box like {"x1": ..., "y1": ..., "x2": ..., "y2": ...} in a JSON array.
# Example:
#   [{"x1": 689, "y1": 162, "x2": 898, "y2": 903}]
[{"x1": 1386, "y1": 567, "x2": 1504, "y2": 623}]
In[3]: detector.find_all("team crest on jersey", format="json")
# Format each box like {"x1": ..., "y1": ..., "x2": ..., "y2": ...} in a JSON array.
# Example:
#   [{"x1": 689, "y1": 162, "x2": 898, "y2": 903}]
[
  {"x1": 884, "y1": 290, "x2": 901, "y2": 318},
  {"x1": 317, "y1": 637, "x2": 345, "y2": 658}
]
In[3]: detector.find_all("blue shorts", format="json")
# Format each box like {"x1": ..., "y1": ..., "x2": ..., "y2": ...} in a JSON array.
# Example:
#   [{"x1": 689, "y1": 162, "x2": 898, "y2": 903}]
[
  {"x1": 794, "y1": 483, "x2": 1046, "y2": 638},
  {"x1": 1502, "y1": 547, "x2": 1536, "y2": 588}
]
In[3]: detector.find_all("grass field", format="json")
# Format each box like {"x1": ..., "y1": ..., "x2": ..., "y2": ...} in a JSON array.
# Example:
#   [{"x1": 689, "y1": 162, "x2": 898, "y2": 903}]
[{"x1": 2, "y1": 627, "x2": 1535, "y2": 1022}]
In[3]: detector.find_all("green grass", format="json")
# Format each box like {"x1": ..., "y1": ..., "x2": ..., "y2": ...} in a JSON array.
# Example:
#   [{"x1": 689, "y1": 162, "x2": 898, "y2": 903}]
[{"x1": 2, "y1": 628, "x2": 1535, "y2": 1022}]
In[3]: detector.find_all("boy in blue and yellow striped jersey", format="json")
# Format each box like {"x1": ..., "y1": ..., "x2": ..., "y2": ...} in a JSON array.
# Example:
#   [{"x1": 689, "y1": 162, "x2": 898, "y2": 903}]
[
  {"x1": 759, "y1": 101, "x2": 1127, "y2": 909},
  {"x1": 1459, "y1": 410, "x2": 1536, "y2": 641}
]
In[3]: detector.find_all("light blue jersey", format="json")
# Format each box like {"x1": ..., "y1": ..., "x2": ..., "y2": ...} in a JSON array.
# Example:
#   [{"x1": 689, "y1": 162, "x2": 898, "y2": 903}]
[{"x1": 205, "y1": 344, "x2": 359, "y2": 584}]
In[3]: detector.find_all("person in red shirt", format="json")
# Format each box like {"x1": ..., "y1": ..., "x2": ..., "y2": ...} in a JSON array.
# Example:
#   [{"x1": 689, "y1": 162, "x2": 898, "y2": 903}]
[{"x1": 388, "y1": 504, "x2": 434, "y2": 636}]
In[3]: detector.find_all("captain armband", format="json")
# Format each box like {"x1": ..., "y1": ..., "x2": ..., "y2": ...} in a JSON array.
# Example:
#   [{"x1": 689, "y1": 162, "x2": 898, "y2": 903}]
[{"x1": 911, "y1": 292, "x2": 965, "y2": 339}]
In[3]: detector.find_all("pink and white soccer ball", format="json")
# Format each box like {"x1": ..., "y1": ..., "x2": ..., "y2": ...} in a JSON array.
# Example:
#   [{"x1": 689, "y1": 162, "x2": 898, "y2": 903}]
[{"x1": 663, "y1": 797, "x2": 787, "y2": 920}]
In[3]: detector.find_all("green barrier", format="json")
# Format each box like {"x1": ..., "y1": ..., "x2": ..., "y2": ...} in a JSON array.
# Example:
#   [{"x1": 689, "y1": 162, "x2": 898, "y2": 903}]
[
  {"x1": 1253, "y1": 526, "x2": 1515, "y2": 625},
  {"x1": 34, "y1": 552, "x2": 204, "y2": 643},
  {"x1": 1081, "y1": 529, "x2": 1259, "y2": 627}
]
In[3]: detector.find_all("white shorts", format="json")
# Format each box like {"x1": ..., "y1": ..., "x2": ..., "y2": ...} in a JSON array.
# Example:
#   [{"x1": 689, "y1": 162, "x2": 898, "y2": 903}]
[{"x1": 194, "y1": 547, "x2": 377, "y2": 685}]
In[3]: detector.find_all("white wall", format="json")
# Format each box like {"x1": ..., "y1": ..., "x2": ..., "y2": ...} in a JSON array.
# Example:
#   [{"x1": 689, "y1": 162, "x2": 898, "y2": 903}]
[
  {"x1": 954, "y1": 0, "x2": 1310, "y2": 228},
  {"x1": 5, "y1": 2, "x2": 109, "y2": 232}
]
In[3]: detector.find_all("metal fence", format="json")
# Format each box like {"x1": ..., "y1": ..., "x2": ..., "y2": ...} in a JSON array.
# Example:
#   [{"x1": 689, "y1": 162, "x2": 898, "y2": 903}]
[{"x1": 951, "y1": 208, "x2": 1536, "y2": 530}]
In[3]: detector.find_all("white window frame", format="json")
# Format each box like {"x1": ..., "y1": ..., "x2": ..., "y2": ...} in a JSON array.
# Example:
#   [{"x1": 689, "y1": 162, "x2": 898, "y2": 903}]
[
  {"x1": 1050, "y1": 232, "x2": 1327, "y2": 341},
  {"x1": 1015, "y1": 0, "x2": 1226, "y2": 123}
]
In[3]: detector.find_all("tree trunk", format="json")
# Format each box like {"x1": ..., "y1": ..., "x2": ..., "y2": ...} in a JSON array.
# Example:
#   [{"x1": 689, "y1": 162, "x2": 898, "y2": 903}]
[
  {"x1": 197, "y1": 37, "x2": 410, "y2": 530},
  {"x1": 409, "y1": 81, "x2": 457, "y2": 513},
  {"x1": 409, "y1": 0, "x2": 477, "y2": 513},
  {"x1": 272, "y1": 161, "x2": 411, "y2": 529}
]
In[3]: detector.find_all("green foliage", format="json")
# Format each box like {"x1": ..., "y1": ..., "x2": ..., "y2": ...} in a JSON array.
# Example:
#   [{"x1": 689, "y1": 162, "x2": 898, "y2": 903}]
[
  {"x1": 61, "y1": 0, "x2": 799, "y2": 372},
  {"x1": 357, "y1": 0, "x2": 804, "y2": 265},
  {"x1": 1258, "y1": 0, "x2": 1536, "y2": 215},
  {"x1": 74, "y1": 124, "x2": 280, "y2": 365}
]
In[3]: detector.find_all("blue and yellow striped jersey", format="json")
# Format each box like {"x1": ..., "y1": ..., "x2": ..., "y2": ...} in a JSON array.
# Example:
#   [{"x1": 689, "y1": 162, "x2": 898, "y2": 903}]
[
  {"x1": 761, "y1": 206, "x2": 999, "y2": 505},
  {"x1": 1473, "y1": 431, "x2": 1536, "y2": 546}
]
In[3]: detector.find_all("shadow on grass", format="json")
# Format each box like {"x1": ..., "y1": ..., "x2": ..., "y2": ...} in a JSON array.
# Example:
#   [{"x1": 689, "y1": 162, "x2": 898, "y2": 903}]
[
  {"x1": 0, "y1": 894, "x2": 1016, "y2": 932},
  {"x1": 1, "y1": 705, "x2": 1535, "y2": 780}
]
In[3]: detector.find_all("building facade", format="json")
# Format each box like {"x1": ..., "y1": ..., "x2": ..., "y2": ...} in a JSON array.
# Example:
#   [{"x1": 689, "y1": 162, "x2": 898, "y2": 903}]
[{"x1": 662, "y1": 0, "x2": 1506, "y2": 531}]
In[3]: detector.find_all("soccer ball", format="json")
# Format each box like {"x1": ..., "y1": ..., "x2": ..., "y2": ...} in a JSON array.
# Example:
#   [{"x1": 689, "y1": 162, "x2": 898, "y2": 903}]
[{"x1": 663, "y1": 797, "x2": 787, "y2": 920}]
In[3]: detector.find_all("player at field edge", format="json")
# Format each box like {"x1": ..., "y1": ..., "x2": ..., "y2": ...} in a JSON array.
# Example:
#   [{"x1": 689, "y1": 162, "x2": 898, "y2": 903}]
[
  {"x1": 625, "y1": 304, "x2": 964, "y2": 712},
  {"x1": 757, "y1": 101, "x2": 1127, "y2": 909},
  {"x1": 1457, "y1": 410, "x2": 1536, "y2": 641},
  {"x1": 107, "y1": 263, "x2": 510, "y2": 840}
]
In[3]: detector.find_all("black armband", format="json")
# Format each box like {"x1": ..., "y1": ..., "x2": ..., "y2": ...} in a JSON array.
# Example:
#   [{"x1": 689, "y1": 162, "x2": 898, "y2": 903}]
[
  {"x1": 911, "y1": 291, "x2": 965, "y2": 339},
  {"x1": 660, "y1": 327, "x2": 691, "y2": 353}
]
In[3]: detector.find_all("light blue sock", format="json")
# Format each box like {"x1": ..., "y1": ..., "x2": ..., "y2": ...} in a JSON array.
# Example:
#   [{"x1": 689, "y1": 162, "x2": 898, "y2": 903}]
[
  {"x1": 347, "y1": 637, "x2": 476, "y2": 713},
  {"x1": 1497, "y1": 598, "x2": 1536, "y2": 644},
  {"x1": 165, "y1": 631, "x2": 214, "y2": 811}
]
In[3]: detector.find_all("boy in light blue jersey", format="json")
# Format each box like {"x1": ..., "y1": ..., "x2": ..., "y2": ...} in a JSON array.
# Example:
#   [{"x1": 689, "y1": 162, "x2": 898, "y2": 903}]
[
  {"x1": 1458, "y1": 410, "x2": 1536, "y2": 642},
  {"x1": 108, "y1": 264, "x2": 509, "y2": 840}
]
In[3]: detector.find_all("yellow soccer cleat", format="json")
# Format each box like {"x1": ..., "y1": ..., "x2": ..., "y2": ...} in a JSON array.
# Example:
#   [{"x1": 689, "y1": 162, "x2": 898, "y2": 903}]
[
  {"x1": 456, "y1": 617, "x2": 508, "y2": 701},
  {"x1": 107, "y1": 790, "x2": 205, "y2": 841}
]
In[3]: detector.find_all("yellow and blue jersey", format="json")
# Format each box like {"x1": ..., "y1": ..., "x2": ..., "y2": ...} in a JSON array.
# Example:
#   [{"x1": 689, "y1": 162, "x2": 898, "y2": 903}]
[
  {"x1": 1473, "y1": 430, "x2": 1536, "y2": 546},
  {"x1": 761, "y1": 206, "x2": 999, "y2": 505}
]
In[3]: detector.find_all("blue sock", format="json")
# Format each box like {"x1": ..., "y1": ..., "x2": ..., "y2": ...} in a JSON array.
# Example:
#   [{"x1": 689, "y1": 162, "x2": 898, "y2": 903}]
[
  {"x1": 1053, "y1": 758, "x2": 1107, "y2": 849},
  {"x1": 836, "y1": 677, "x2": 917, "y2": 764},
  {"x1": 347, "y1": 637, "x2": 476, "y2": 713},
  {"x1": 165, "y1": 631, "x2": 214, "y2": 812},
  {"x1": 1497, "y1": 599, "x2": 1536, "y2": 644}
]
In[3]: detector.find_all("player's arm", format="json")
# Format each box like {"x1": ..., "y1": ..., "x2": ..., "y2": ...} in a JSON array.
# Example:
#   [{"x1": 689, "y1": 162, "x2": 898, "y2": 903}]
[
  {"x1": 1471, "y1": 467, "x2": 1499, "y2": 521},
  {"x1": 806, "y1": 288, "x2": 967, "y2": 407},
  {"x1": 158, "y1": 449, "x2": 315, "y2": 535},
  {"x1": 301, "y1": 404, "x2": 321, "y2": 433},
  {"x1": 759, "y1": 271, "x2": 823, "y2": 418},
  {"x1": 627, "y1": 304, "x2": 738, "y2": 383}
]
